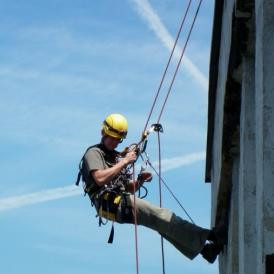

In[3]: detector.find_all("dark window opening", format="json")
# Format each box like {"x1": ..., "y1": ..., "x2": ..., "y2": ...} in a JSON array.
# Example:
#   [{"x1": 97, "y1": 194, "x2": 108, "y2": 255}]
[{"x1": 266, "y1": 254, "x2": 274, "y2": 274}]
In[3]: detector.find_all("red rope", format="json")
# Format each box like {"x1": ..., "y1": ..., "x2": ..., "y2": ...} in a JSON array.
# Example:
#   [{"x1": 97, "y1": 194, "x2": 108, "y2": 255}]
[
  {"x1": 157, "y1": 0, "x2": 203, "y2": 124},
  {"x1": 143, "y1": 0, "x2": 193, "y2": 133},
  {"x1": 132, "y1": 164, "x2": 139, "y2": 274},
  {"x1": 140, "y1": 0, "x2": 204, "y2": 221},
  {"x1": 132, "y1": 1, "x2": 204, "y2": 272}
]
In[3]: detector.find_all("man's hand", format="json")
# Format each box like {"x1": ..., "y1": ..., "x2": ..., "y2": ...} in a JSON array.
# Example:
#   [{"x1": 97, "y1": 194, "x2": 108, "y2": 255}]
[
  {"x1": 138, "y1": 171, "x2": 153, "y2": 182},
  {"x1": 122, "y1": 151, "x2": 137, "y2": 165}
]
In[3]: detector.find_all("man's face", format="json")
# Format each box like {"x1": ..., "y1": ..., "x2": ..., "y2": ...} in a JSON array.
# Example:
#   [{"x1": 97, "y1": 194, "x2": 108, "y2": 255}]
[{"x1": 103, "y1": 135, "x2": 121, "y2": 150}]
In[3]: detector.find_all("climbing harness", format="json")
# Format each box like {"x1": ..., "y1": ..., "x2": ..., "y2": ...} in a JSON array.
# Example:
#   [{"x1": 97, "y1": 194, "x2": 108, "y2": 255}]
[{"x1": 75, "y1": 141, "x2": 151, "y2": 243}]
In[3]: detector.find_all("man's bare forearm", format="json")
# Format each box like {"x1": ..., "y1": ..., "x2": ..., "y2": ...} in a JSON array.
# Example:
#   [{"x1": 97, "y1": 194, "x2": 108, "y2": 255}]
[{"x1": 91, "y1": 159, "x2": 128, "y2": 186}]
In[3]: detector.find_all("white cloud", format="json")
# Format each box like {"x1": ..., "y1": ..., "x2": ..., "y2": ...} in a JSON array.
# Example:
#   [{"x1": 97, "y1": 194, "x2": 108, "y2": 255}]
[
  {"x1": 0, "y1": 185, "x2": 81, "y2": 212},
  {"x1": 0, "y1": 152, "x2": 204, "y2": 212},
  {"x1": 152, "y1": 151, "x2": 205, "y2": 172},
  {"x1": 131, "y1": 0, "x2": 208, "y2": 90}
]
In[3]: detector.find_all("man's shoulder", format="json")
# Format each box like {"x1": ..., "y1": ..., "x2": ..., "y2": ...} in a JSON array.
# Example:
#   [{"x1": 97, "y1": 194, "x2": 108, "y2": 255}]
[
  {"x1": 83, "y1": 145, "x2": 105, "y2": 167},
  {"x1": 85, "y1": 144, "x2": 104, "y2": 155},
  {"x1": 82, "y1": 144, "x2": 106, "y2": 172},
  {"x1": 86, "y1": 144, "x2": 119, "y2": 155}
]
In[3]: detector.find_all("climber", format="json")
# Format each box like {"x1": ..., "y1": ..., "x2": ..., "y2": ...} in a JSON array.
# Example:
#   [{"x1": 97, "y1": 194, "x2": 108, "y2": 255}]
[{"x1": 76, "y1": 113, "x2": 227, "y2": 263}]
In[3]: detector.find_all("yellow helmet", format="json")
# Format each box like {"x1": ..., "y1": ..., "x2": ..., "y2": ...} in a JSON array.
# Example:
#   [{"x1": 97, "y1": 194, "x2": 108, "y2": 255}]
[{"x1": 102, "y1": 113, "x2": 128, "y2": 139}]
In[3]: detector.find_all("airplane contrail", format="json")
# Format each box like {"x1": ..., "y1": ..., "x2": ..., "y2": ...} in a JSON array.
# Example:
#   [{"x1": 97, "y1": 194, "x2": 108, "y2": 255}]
[
  {"x1": 0, "y1": 186, "x2": 82, "y2": 212},
  {"x1": 0, "y1": 152, "x2": 205, "y2": 212},
  {"x1": 131, "y1": 0, "x2": 208, "y2": 90}
]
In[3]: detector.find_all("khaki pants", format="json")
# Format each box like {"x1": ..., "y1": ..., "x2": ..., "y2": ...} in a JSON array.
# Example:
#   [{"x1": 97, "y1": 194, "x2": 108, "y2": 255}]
[{"x1": 122, "y1": 195, "x2": 209, "y2": 260}]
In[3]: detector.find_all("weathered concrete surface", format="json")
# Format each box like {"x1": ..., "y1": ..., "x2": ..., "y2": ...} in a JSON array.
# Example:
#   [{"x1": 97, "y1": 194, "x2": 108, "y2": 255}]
[
  {"x1": 238, "y1": 56, "x2": 257, "y2": 274},
  {"x1": 255, "y1": 0, "x2": 274, "y2": 273},
  {"x1": 228, "y1": 157, "x2": 240, "y2": 274},
  {"x1": 211, "y1": 0, "x2": 235, "y2": 225},
  {"x1": 207, "y1": 0, "x2": 274, "y2": 273},
  {"x1": 218, "y1": 156, "x2": 240, "y2": 274}
]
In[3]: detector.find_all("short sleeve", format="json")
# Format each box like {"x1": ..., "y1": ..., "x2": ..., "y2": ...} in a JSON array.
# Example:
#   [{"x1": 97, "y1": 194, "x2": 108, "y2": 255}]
[{"x1": 84, "y1": 148, "x2": 105, "y2": 173}]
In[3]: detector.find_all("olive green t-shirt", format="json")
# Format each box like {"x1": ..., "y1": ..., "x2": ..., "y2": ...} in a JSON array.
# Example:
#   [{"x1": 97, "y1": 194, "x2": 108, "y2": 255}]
[{"x1": 83, "y1": 144, "x2": 118, "y2": 189}]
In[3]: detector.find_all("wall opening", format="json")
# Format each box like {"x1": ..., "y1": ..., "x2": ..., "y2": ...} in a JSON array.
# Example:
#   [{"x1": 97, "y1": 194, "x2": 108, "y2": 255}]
[{"x1": 266, "y1": 254, "x2": 274, "y2": 274}]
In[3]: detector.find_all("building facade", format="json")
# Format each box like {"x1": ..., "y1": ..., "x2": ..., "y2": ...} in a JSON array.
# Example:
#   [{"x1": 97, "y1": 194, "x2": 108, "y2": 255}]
[{"x1": 206, "y1": 1, "x2": 274, "y2": 273}]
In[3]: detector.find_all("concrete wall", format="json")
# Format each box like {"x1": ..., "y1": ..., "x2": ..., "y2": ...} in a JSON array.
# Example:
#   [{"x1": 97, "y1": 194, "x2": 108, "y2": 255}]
[
  {"x1": 220, "y1": 156, "x2": 240, "y2": 274},
  {"x1": 209, "y1": 0, "x2": 274, "y2": 273},
  {"x1": 255, "y1": 0, "x2": 274, "y2": 272},
  {"x1": 211, "y1": 0, "x2": 235, "y2": 225},
  {"x1": 238, "y1": 56, "x2": 257, "y2": 274}
]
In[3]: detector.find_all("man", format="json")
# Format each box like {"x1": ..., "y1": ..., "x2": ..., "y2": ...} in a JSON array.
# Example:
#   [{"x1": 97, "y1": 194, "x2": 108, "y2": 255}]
[{"x1": 77, "y1": 113, "x2": 227, "y2": 263}]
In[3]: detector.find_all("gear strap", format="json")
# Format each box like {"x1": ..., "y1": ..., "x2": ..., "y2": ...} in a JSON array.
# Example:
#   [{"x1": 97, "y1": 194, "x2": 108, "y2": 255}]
[{"x1": 108, "y1": 223, "x2": 115, "y2": 244}]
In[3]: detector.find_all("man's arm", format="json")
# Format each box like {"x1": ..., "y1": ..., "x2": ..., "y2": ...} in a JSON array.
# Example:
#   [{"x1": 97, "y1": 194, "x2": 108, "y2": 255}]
[{"x1": 91, "y1": 151, "x2": 136, "y2": 187}]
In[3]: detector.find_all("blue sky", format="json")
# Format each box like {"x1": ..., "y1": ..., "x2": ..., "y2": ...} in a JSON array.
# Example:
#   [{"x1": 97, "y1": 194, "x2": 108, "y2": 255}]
[{"x1": 0, "y1": 0, "x2": 217, "y2": 273}]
